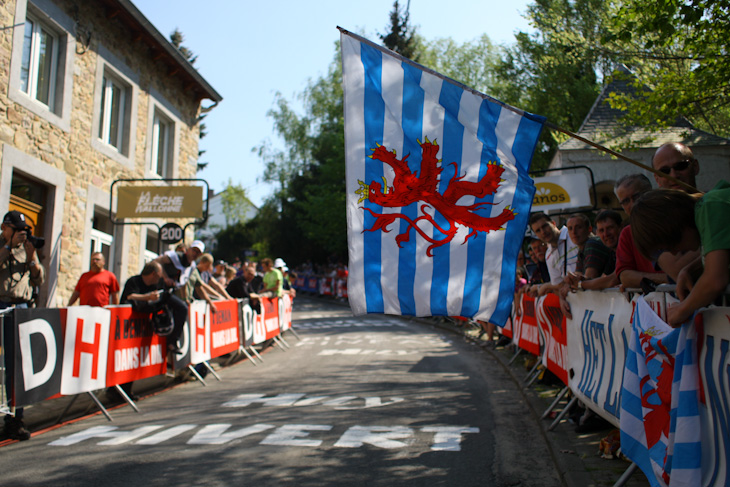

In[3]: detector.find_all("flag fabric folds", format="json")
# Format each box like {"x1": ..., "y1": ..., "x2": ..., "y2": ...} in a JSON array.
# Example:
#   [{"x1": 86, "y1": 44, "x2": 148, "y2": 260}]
[
  {"x1": 620, "y1": 297, "x2": 701, "y2": 487},
  {"x1": 341, "y1": 29, "x2": 545, "y2": 327}
]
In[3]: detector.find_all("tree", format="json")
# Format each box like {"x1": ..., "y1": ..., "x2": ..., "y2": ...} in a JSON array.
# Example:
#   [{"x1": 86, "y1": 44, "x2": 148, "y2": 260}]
[
  {"x1": 602, "y1": 0, "x2": 730, "y2": 136},
  {"x1": 220, "y1": 179, "x2": 254, "y2": 227},
  {"x1": 380, "y1": 0, "x2": 419, "y2": 60},
  {"x1": 169, "y1": 28, "x2": 197, "y2": 65},
  {"x1": 493, "y1": 0, "x2": 609, "y2": 170}
]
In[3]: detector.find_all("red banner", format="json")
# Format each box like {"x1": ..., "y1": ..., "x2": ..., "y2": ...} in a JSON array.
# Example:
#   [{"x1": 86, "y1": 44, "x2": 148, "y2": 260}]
[
  {"x1": 515, "y1": 294, "x2": 539, "y2": 356},
  {"x1": 210, "y1": 299, "x2": 240, "y2": 358},
  {"x1": 261, "y1": 297, "x2": 281, "y2": 341},
  {"x1": 106, "y1": 307, "x2": 167, "y2": 386},
  {"x1": 536, "y1": 293, "x2": 568, "y2": 385}
]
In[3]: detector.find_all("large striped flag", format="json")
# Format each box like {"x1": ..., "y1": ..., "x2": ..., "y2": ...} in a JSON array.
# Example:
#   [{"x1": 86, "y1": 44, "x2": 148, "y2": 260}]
[
  {"x1": 620, "y1": 297, "x2": 701, "y2": 487},
  {"x1": 341, "y1": 29, "x2": 545, "y2": 326}
]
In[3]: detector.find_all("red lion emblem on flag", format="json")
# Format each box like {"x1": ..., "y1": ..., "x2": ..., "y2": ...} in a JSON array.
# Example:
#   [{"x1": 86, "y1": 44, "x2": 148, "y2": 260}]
[{"x1": 355, "y1": 138, "x2": 515, "y2": 256}]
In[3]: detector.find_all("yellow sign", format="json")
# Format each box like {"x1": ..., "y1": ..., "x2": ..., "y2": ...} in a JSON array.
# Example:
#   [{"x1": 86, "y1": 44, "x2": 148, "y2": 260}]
[
  {"x1": 116, "y1": 186, "x2": 204, "y2": 219},
  {"x1": 533, "y1": 182, "x2": 571, "y2": 207}
]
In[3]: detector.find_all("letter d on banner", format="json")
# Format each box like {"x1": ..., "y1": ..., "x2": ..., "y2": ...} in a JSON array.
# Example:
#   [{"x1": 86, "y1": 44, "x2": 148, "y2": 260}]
[
  {"x1": 61, "y1": 306, "x2": 111, "y2": 395},
  {"x1": 13, "y1": 308, "x2": 64, "y2": 407}
]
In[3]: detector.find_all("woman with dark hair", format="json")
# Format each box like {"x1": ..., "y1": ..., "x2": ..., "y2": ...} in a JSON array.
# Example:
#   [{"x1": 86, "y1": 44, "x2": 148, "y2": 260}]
[{"x1": 630, "y1": 184, "x2": 730, "y2": 326}]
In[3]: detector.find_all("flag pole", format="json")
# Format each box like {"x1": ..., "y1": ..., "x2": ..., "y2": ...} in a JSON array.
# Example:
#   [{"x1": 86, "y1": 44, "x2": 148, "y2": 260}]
[{"x1": 545, "y1": 121, "x2": 700, "y2": 194}]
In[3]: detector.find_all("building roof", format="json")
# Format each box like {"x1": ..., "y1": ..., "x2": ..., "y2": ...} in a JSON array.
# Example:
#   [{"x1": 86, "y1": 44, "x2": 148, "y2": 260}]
[
  {"x1": 559, "y1": 65, "x2": 728, "y2": 151},
  {"x1": 99, "y1": 0, "x2": 222, "y2": 103}
]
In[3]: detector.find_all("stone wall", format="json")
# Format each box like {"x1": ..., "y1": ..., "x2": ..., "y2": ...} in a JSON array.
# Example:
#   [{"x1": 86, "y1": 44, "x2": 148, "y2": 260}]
[{"x1": 0, "y1": 0, "x2": 210, "y2": 307}]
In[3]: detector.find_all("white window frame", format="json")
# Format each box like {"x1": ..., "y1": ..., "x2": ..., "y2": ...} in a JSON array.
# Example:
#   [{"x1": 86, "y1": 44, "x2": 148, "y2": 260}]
[
  {"x1": 90, "y1": 228, "x2": 114, "y2": 266},
  {"x1": 146, "y1": 94, "x2": 182, "y2": 179},
  {"x1": 98, "y1": 73, "x2": 129, "y2": 153},
  {"x1": 20, "y1": 12, "x2": 59, "y2": 109},
  {"x1": 91, "y1": 47, "x2": 138, "y2": 168},
  {"x1": 150, "y1": 111, "x2": 172, "y2": 177},
  {"x1": 8, "y1": 0, "x2": 75, "y2": 131}
]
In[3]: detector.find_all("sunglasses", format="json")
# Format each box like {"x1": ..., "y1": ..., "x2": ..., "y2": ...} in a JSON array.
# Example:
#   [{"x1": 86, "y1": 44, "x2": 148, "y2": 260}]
[
  {"x1": 658, "y1": 159, "x2": 693, "y2": 175},
  {"x1": 619, "y1": 192, "x2": 642, "y2": 207}
]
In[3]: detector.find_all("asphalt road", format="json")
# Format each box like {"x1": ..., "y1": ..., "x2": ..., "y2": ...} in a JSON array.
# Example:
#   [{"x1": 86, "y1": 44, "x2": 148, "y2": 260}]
[{"x1": 0, "y1": 296, "x2": 565, "y2": 486}]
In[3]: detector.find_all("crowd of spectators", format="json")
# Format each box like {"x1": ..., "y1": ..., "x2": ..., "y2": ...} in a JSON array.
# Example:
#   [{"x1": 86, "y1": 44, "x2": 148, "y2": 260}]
[{"x1": 1, "y1": 227, "x2": 296, "y2": 441}]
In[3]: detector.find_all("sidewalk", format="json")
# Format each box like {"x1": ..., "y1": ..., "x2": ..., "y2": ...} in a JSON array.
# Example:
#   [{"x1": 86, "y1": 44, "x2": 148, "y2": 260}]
[{"x1": 421, "y1": 315, "x2": 649, "y2": 487}]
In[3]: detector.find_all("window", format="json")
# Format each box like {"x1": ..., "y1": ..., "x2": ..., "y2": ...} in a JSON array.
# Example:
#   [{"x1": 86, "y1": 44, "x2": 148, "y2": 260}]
[
  {"x1": 90, "y1": 209, "x2": 115, "y2": 271},
  {"x1": 144, "y1": 229, "x2": 160, "y2": 263},
  {"x1": 150, "y1": 111, "x2": 173, "y2": 177},
  {"x1": 20, "y1": 13, "x2": 59, "y2": 108},
  {"x1": 9, "y1": 0, "x2": 74, "y2": 131},
  {"x1": 98, "y1": 73, "x2": 129, "y2": 153}
]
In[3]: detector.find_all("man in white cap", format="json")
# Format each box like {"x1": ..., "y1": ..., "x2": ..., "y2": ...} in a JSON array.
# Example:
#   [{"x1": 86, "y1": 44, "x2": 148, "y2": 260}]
[{"x1": 153, "y1": 240, "x2": 205, "y2": 299}]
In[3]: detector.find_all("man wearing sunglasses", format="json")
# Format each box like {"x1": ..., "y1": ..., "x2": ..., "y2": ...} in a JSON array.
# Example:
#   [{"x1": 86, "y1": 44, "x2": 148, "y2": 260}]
[
  {"x1": 652, "y1": 142, "x2": 699, "y2": 192},
  {"x1": 651, "y1": 142, "x2": 702, "y2": 280}
]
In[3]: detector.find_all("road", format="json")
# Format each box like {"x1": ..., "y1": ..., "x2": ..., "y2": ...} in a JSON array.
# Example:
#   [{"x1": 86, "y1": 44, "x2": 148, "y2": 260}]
[{"x1": 0, "y1": 296, "x2": 564, "y2": 486}]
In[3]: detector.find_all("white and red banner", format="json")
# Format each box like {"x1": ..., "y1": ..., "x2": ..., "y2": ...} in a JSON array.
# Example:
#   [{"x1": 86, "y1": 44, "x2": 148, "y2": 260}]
[
  {"x1": 536, "y1": 293, "x2": 568, "y2": 385},
  {"x1": 8, "y1": 297, "x2": 294, "y2": 407},
  {"x1": 513, "y1": 294, "x2": 539, "y2": 356}
]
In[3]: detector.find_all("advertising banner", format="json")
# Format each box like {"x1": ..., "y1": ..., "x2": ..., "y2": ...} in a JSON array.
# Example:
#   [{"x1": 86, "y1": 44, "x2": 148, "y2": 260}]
[
  {"x1": 565, "y1": 291, "x2": 632, "y2": 426},
  {"x1": 531, "y1": 172, "x2": 592, "y2": 213},
  {"x1": 209, "y1": 299, "x2": 240, "y2": 359},
  {"x1": 262, "y1": 297, "x2": 281, "y2": 341},
  {"x1": 106, "y1": 306, "x2": 167, "y2": 386},
  {"x1": 188, "y1": 300, "x2": 211, "y2": 365},
  {"x1": 116, "y1": 185, "x2": 204, "y2": 219},
  {"x1": 14, "y1": 308, "x2": 64, "y2": 407},
  {"x1": 515, "y1": 294, "x2": 539, "y2": 356},
  {"x1": 696, "y1": 307, "x2": 730, "y2": 487},
  {"x1": 60, "y1": 306, "x2": 111, "y2": 396},
  {"x1": 536, "y1": 294, "x2": 568, "y2": 385},
  {"x1": 280, "y1": 294, "x2": 293, "y2": 332},
  {"x1": 239, "y1": 299, "x2": 254, "y2": 348}
]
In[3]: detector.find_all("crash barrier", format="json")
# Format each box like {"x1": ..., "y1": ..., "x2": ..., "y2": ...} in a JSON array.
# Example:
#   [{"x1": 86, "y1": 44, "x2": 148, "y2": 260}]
[
  {"x1": 294, "y1": 274, "x2": 347, "y2": 299},
  {"x1": 1, "y1": 295, "x2": 294, "y2": 410},
  {"x1": 510, "y1": 289, "x2": 730, "y2": 486}
]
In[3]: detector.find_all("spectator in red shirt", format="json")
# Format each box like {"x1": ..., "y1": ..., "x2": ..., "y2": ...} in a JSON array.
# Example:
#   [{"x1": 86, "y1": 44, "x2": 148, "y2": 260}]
[{"x1": 67, "y1": 252, "x2": 120, "y2": 306}]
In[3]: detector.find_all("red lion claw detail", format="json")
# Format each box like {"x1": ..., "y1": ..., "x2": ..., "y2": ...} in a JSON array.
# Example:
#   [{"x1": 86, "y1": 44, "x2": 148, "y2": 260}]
[{"x1": 359, "y1": 139, "x2": 514, "y2": 253}]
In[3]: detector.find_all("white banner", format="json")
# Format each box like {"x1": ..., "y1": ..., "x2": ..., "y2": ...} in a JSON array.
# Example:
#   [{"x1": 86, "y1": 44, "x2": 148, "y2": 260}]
[
  {"x1": 60, "y1": 306, "x2": 111, "y2": 395},
  {"x1": 189, "y1": 300, "x2": 211, "y2": 365}
]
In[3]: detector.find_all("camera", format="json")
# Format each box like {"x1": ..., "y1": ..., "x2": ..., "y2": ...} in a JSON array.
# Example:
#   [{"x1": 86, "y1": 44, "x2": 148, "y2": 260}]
[{"x1": 27, "y1": 234, "x2": 45, "y2": 249}]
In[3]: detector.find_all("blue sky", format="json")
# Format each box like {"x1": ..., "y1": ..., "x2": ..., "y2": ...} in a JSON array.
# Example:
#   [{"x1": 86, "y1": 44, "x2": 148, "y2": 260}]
[{"x1": 133, "y1": 0, "x2": 533, "y2": 207}]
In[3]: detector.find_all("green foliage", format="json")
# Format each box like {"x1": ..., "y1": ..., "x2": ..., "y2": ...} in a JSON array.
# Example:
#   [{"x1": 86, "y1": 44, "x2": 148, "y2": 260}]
[
  {"x1": 493, "y1": 0, "x2": 609, "y2": 170},
  {"x1": 418, "y1": 35, "x2": 504, "y2": 95},
  {"x1": 380, "y1": 0, "x2": 419, "y2": 60},
  {"x1": 220, "y1": 179, "x2": 254, "y2": 226},
  {"x1": 602, "y1": 0, "x2": 730, "y2": 136},
  {"x1": 169, "y1": 28, "x2": 197, "y2": 65}
]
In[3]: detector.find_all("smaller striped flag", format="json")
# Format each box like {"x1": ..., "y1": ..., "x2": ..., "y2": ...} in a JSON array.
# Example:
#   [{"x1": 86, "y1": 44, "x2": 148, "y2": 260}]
[{"x1": 620, "y1": 297, "x2": 701, "y2": 487}]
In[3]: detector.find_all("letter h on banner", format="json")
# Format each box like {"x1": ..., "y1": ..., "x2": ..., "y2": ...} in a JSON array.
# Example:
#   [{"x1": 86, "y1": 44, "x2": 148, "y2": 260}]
[
  {"x1": 61, "y1": 307, "x2": 111, "y2": 395},
  {"x1": 189, "y1": 300, "x2": 211, "y2": 364}
]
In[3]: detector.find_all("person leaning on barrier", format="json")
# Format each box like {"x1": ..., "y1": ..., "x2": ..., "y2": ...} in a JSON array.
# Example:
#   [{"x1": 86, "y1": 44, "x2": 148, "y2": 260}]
[
  {"x1": 67, "y1": 252, "x2": 119, "y2": 306},
  {"x1": 650, "y1": 143, "x2": 704, "y2": 282},
  {"x1": 566, "y1": 209, "x2": 622, "y2": 292},
  {"x1": 613, "y1": 174, "x2": 668, "y2": 290},
  {"x1": 121, "y1": 261, "x2": 188, "y2": 354},
  {"x1": 0, "y1": 211, "x2": 45, "y2": 441},
  {"x1": 525, "y1": 212, "x2": 578, "y2": 297},
  {"x1": 185, "y1": 253, "x2": 219, "y2": 313},
  {"x1": 259, "y1": 258, "x2": 284, "y2": 298},
  {"x1": 631, "y1": 184, "x2": 730, "y2": 326},
  {"x1": 153, "y1": 240, "x2": 204, "y2": 293}
]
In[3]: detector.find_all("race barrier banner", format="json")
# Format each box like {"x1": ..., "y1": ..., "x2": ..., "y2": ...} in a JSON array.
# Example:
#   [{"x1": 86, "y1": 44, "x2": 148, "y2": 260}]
[
  {"x1": 565, "y1": 291, "x2": 632, "y2": 427},
  {"x1": 7, "y1": 297, "x2": 294, "y2": 408},
  {"x1": 513, "y1": 294, "x2": 539, "y2": 356},
  {"x1": 535, "y1": 293, "x2": 568, "y2": 386}
]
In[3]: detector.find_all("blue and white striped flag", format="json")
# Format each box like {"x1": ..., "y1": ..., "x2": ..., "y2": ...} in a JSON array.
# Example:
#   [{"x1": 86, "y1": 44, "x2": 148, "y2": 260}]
[
  {"x1": 620, "y1": 297, "x2": 701, "y2": 487},
  {"x1": 341, "y1": 29, "x2": 545, "y2": 326}
]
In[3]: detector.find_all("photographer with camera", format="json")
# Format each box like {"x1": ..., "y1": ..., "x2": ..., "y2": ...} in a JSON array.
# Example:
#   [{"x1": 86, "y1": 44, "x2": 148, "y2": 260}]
[{"x1": 0, "y1": 210, "x2": 45, "y2": 441}]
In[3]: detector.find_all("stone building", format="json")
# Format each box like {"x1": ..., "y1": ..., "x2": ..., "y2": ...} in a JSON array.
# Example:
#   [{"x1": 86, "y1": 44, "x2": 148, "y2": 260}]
[
  {"x1": 548, "y1": 67, "x2": 730, "y2": 209},
  {"x1": 0, "y1": 0, "x2": 222, "y2": 307}
]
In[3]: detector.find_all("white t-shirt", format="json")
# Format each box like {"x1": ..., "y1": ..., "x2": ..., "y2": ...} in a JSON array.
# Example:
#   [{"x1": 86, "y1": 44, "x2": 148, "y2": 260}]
[{"x1": 545, "y1": 226, "x2": 579, "y2": 285}]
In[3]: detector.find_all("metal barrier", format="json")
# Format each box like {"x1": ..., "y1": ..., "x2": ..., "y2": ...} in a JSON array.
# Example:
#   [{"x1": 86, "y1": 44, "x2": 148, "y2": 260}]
[{"x1": 0, "y1": 308, "x2": 12, "y2": 416}]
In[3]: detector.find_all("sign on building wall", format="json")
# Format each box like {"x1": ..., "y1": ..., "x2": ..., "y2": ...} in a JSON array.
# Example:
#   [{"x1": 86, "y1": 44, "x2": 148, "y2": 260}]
[
  {"x1": 116, "y1": 186, "x2": 204, "y2": 219},
  {"x1": 531, "y1": 172, "x2": 592, "y2": 212}
]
